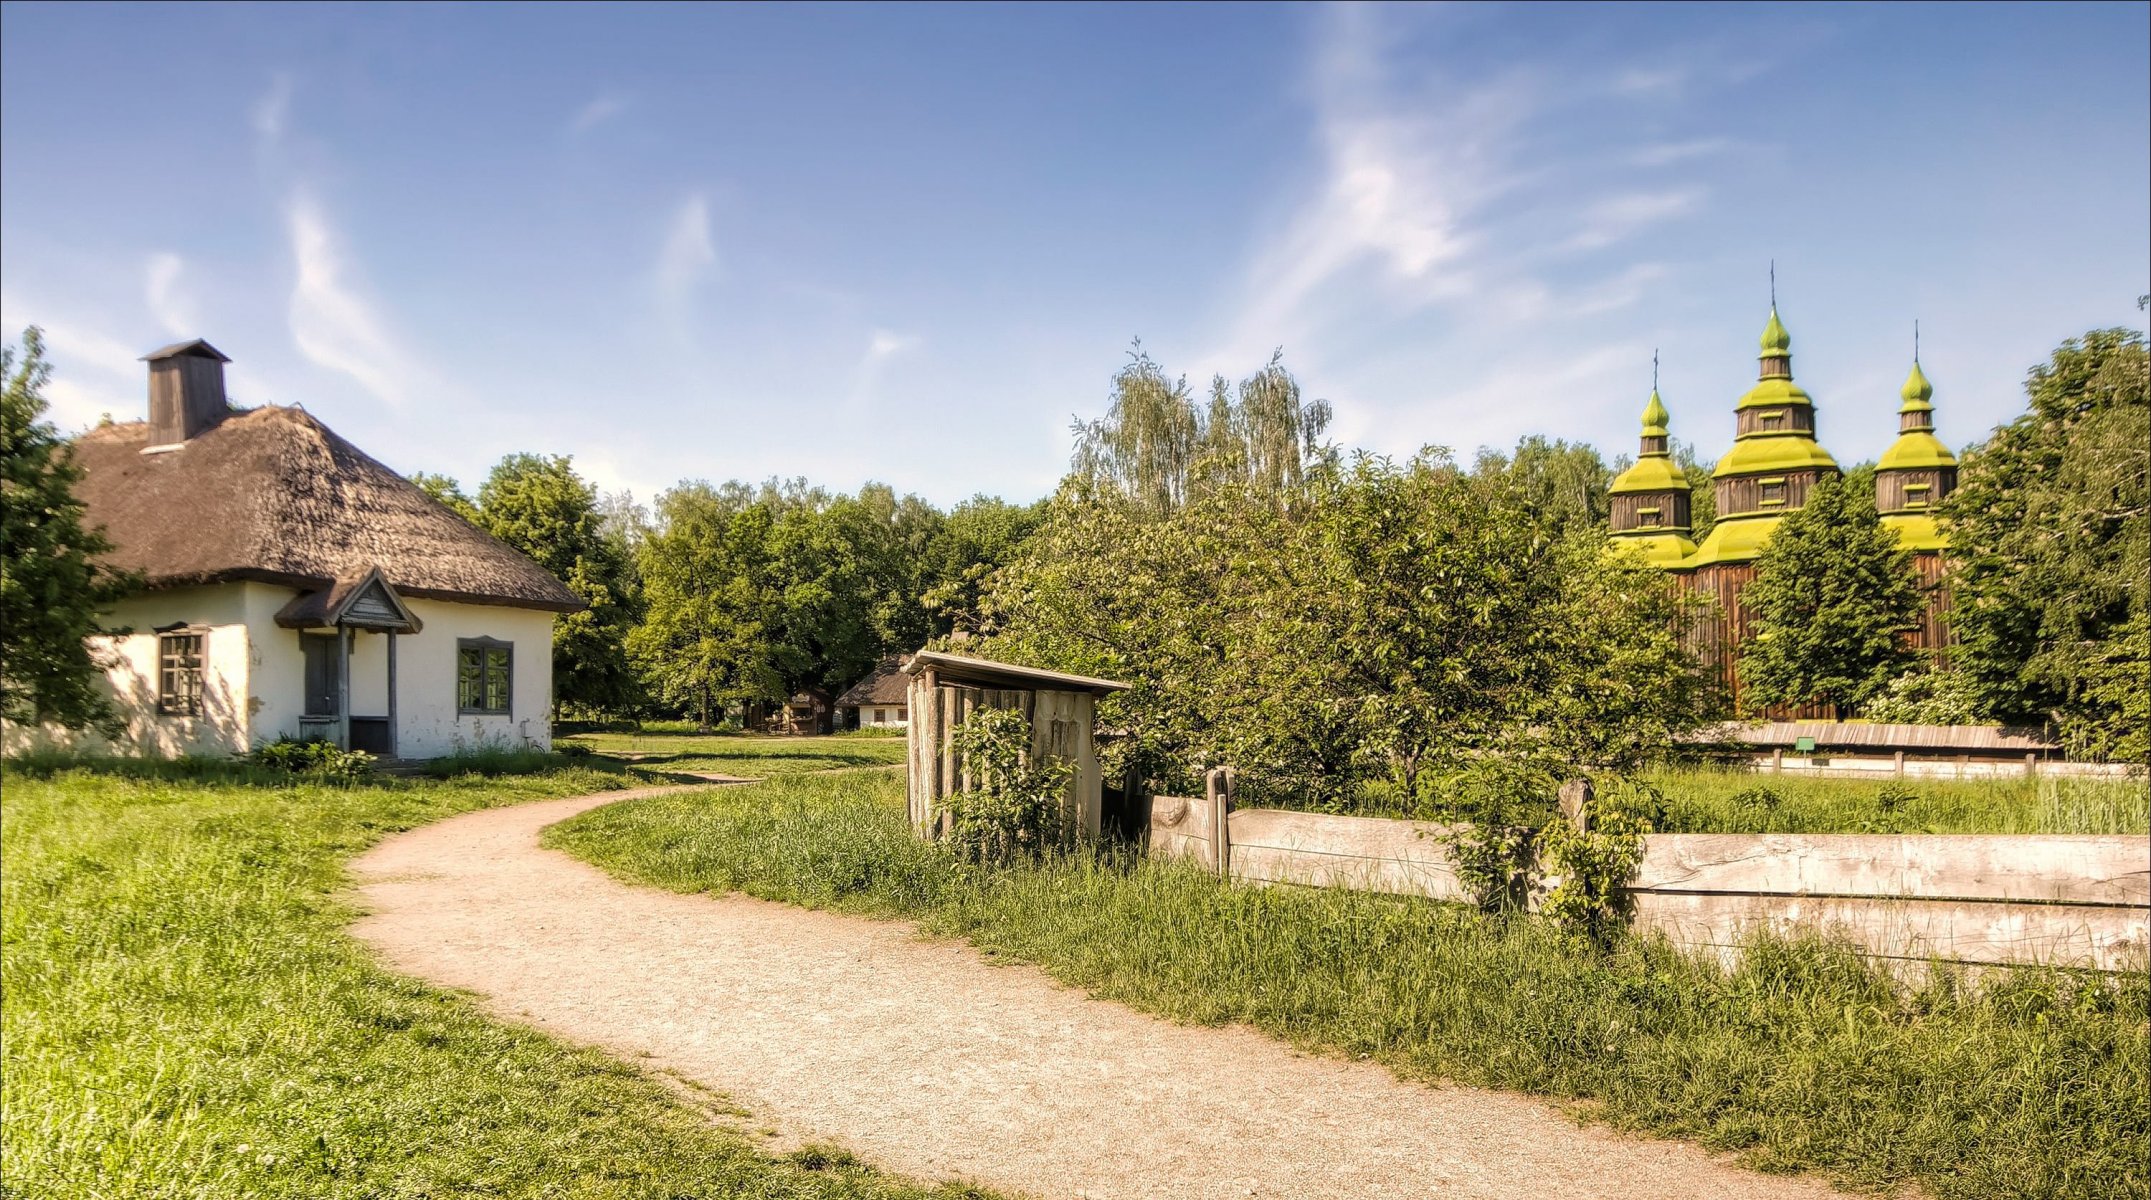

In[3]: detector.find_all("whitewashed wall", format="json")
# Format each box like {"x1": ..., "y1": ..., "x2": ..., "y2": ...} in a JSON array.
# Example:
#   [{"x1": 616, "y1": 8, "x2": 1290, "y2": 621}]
[
  {"x1": 1, "y1": 585, "x2": 254, "y2": 757},
  {"x1": 389, "y1": 598, "x2": 556, "y2": 758},
  {"x1": 1, "y1": 584, "x2": 557, "y2": 760}
]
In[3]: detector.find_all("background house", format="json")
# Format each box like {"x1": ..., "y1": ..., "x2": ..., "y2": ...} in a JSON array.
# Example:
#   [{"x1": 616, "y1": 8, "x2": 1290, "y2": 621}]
[
  {"x1": 1, "y1": 339, "x2": 582, "y2": 760},
  {"x1": 835, "y1": 655, "x2": 910, "y2": 729}
]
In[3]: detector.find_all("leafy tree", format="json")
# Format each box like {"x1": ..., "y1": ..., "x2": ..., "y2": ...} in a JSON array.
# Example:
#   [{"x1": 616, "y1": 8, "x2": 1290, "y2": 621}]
[
  {"x1": 0, "y1": 328, "x2": 135, "y2": 732},
  {"x1": 1471, "y1": 436, "x2": 1612, "y2": 540},
  {"x1": 1072, "y1": 343, "x2": 1334, "y2": 515},
  {"x1": 628, "y1": 483, "x2": 784, "y2": 728},
  {"x1": 1944, "y1": 326, "x2": 2149, "y2": 760},
  {"x1": 983, "y1": 452, "x2": 1710, "y2": 810},
  {"x1": 922, "y1": 495, "x2": 1044, "y2": 638},
  {"x1": 409, "y1": 472, "x2": 479, "y2": 522},
  {"x1": 1739, "y1": 471, "x2": 1923, "y2": 714},
  {"x1": 472, "y1": 454, "x2": 643, "y2": 718}
]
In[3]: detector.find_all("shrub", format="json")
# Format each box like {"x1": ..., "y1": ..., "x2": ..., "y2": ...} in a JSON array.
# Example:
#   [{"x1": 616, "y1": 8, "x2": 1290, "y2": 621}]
[
  {"x1": 940, "y1": 707, "x2": 1075, "y2": 864},
  {"x1": 1538, "y1": 778, "x2": 1660, "y2": 946},
  {"x1": 247, "y1": 737, "x2": 375, "y2": 782},
  {"x1": 1864, "y1": 667, "x2": 1984, "y2": 726},
  {"x1": 1433, "y1": 757, "x2": 1560, "y2": 913}
]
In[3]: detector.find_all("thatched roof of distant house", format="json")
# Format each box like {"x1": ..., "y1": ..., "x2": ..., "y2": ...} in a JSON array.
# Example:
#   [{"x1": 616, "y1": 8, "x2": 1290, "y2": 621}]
[
  {"x1": 70, "y1": 406, "x2": 581, "y2": 612},
  {"x1": 835, "y1": 655, "x2": 911, "y2": 707}
]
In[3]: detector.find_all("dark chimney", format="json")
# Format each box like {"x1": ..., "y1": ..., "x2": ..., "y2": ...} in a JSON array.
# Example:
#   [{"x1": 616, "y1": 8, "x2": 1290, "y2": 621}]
[{"x1": 142, "y1": 339, "x2": 232, "y2": 448}]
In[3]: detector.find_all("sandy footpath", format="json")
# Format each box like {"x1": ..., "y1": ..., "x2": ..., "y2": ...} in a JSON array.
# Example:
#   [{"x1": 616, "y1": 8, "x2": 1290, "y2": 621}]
[{"x1": 348, "y1": 788, "x2": 1846, "y2": 1200}]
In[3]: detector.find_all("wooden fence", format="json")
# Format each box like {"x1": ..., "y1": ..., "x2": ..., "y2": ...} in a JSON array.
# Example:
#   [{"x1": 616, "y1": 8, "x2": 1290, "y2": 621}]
[{"x1": 1148, "y1": 787, "x2": 2150, "y2": 971}]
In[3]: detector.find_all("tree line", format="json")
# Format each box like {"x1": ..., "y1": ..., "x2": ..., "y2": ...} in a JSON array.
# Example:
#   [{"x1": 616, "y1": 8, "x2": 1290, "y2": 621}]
[{"x1": 3, "y1": 318, "x2": 2143, "y2": 767}]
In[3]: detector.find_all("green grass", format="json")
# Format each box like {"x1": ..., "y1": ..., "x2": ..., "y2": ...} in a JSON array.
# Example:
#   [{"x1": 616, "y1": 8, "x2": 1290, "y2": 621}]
[
  {"x1": 0, "y1": 758, "x2": 997, "y2": 1200},
  {"x1": 549, "y1": 771, "x2": 2151, "y2": 1200},
  {"x1": 1643, "y1": 766, "x2": 2148, "y2": 835},
  {"x1": 557, "y1": 729, "x2": 909, "y2": 779}
]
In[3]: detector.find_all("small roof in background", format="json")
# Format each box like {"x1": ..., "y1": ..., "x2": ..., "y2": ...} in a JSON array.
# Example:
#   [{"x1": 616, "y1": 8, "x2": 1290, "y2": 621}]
[
  {"x1": 903, "y1": 649, "x2": 1129, "y2": 695},
  {"x1": 835, "y1": 655, "x2": 911, "y2": 707},
  {"x1": 141, "y1": 338, "x2": 231, "y2": 362}
]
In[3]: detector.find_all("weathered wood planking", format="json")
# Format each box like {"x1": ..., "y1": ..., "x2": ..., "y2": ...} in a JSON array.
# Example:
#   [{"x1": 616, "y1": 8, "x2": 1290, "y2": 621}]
[
  {"x1": 1632, "y1": 892, "x2": 2148, "y2": 970},
  {"x1": 1148, "y1": 793, "x2": 1218, "y2": 871},
  {"x1": 1140, "y1": 800, "x2": 2151, "y2": 969},
  {"x1": 1634, "y1": 834, "x2": 2150, "y2": 907},
  {"x1": 1227, "y1": 809, "x2": 1470, "y2": 903}
]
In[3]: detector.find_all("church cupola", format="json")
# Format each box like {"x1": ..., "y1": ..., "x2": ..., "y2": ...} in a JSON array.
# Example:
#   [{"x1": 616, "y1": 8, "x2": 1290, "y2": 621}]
[
  {"x1": 1875, "y1": 346, "x2": 1956, "y2": 553},
  {"x1": 1607, "y1": 363, "x2": 1696, "y2": 567},
  {"x1": 1685, "y1": 298, "x2": 1841, "y2": 568}
]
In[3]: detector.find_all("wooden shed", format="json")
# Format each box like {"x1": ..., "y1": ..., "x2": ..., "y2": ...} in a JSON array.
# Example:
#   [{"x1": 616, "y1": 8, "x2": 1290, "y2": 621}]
[{"x1": 902, "y1": 650, "x2": 1129, "y2": 840}]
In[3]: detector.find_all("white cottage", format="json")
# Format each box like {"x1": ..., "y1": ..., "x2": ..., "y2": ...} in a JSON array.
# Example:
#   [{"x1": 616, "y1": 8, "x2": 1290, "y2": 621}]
[{"x1": 3, "y1": 338, "x2": 581, "y2": 760}]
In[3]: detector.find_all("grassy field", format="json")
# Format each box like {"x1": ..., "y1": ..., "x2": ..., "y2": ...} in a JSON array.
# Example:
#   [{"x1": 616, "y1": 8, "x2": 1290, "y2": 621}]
[
  {"x1": 549, "y1": 770, "x2": 2151, "y2": 1200},
  {"x1": 0, "y1": 755, "x2": 995, "y2": 1200},
  {"x1": 558, "y1": 729, "x2": 909, "y2": 778}
]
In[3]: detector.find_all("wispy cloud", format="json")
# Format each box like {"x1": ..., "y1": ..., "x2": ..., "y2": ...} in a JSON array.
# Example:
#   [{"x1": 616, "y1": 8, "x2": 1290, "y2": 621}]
[
  {"x1": 568, "y1": 93, "x2": 630, "y2": 134},
  {"x1": 865, "y1": 328, "x2": 918, "y2": 362},
  {"x1": 1611, "y1": 67, "x2": 1686, "y2": 97},
  {"x1": 0, "y1": 295, "x2": 143, "y2": 430},
  {"x1": 286, "y1": 191, "x2": 432, "y2": 409},
  {"x1": 1630, "y1": 137, "x2": 1736, "y2": 167},
  {"x1": 1565, "y1": 189, "x2": 1704, "y2": 251},
  {"x1": 144, "y1": 253, "x2": 197, "y2": 338},
  {"x1": 654, "y1": 194, "x2": 717, "y2": 332},
  {"x1": 252, "y1": 72, "x2": 292, "y2": 142}
]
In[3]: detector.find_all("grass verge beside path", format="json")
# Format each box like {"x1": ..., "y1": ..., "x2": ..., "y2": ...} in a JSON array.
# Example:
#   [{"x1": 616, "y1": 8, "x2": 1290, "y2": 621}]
[
  {"x1": 559, "y1": 730, "x2": 909, "y2": 779},
  {"x1": 549, "y1": 771, "x2": 2151, "y2": 1200},
  {"x1": 1, "y1": 759, "x2": 996, "y2": 1200}
]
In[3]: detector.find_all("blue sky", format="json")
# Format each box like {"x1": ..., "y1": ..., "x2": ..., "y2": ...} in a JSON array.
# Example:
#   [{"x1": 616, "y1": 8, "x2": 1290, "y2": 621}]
[{"x1": 3, "y1": 2, "x2": 2145, "y2": 507}]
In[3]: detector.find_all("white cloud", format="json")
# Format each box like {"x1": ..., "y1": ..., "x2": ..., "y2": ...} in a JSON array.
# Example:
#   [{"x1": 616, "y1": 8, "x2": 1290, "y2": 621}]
[
  {"x1": 0, "y1": 296, "x2": 143, "y2": 430},
  {"x1": 1566, "y1": 189, "x2": 1704, "y2": 251},
  {"x1": 286, "y1": 191, "x2": 432, "y2": 409},
  {"x1": 1611, "y1": 67, "x2": 1686, "y2": 97},
  {"x1": 866, "y1": 328, "x2": 919, "y2": 361},
  {"x1": 1630, "y1": 137, "x2": 1736, "y2": 167},
  {"x1": 252, "y1": 73, "x2": 292, "y2": 142},
  {"x1": 568, "y1": 93, "x2": 630, "y2": 134},
  {"x1": 144, "y1": 253, "x2": 197, "y2": 338},
  {"x1": 654, "y1": 194, "x2": 717, "y2": 330}
]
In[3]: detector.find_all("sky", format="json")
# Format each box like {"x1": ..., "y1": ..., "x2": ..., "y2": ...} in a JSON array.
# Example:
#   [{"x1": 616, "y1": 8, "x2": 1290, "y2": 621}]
[{"x1": 3, "y1": 2, "x2": 2146, "y2": 509}]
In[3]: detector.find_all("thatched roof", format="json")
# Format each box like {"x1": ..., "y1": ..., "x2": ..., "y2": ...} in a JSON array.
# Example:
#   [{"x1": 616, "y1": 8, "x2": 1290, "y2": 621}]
[
  {"x1": 835, "y1": 655, "x2": 911, "y2": 707},
  {"x1": 70, "y1": 405, "x2": 581, "y2": 612}
]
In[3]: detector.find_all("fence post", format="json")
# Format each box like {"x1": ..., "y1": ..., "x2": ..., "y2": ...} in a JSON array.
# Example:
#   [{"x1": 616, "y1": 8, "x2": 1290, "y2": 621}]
[
  {"x1": 1771, "y1": 748, "x2": 1784, "y2": 774},
  {"x1": 1557, "y1": 778, "x2": 1594, "y2": 832},
  {"x1": 2025, "y1": 752, "x2": 2038, "y2": 779},
  {"x1": 1205, "y1": 766, "x2": 1233, "y2": 879},
  {"x1": 1894, "y1": 750, "x2": 1906, "y2": 778}
]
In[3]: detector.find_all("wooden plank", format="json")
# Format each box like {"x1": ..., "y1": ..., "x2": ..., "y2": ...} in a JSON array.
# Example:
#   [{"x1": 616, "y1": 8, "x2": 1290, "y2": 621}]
[
  {"x1": 1076, "y1": 693, "x2": 1101, "y2": 839},
  {"x1": 1225, "y1": 808, "x2": 1469, "y2": 902},
  {"x1": 1635, "y1": 834, "x2": 2150, "y2": 907},
  {"x1": 1150, "y1": 793, "x2": 1216, "y2": 870},
  {"x1": 1631, "y1": 891, "x2": 2150, "y2": 971}
]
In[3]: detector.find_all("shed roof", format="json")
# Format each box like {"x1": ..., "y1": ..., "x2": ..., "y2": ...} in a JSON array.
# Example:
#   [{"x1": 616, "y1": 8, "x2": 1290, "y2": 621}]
[
  {"x1": 141, "y1": 338, "x2": 231, "y2": 362},
  {"x1": 903, "y1": 650, "x2": 1130, "y2": 695},
  {"x1": 1691, "y1": 721, "x2": 2059, "y2": 753},
  {"x1": 70, "y1": 405, "x2": 581, "y2": 612}
]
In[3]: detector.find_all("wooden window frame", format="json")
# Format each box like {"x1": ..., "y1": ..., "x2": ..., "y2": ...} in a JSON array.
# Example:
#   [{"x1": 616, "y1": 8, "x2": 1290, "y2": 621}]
[
  {"x1": 456, "y1": 637, "x2": 513, "y2": 716},
  {"x1": 156, "y1": 626, "x2": 207, "y2": 717},
  {"x1": 1758, "y1": 477, "x2": 1788, "y2": 507}
]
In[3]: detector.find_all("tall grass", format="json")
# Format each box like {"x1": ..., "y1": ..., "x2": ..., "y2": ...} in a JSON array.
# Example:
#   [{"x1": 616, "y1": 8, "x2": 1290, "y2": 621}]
[
  {"x1": 1644, "y1": 766, "x2": 2149, "y2": 835},
  {"x1": 0, "y1": 761, "x2": 996, "y2": 1199},
  {"x1": 549, "y1": 771, "x2": 2151, "y2": 1200},
  {"x1": 557, "y1": 729, "x2": 909, "y2": 778}
]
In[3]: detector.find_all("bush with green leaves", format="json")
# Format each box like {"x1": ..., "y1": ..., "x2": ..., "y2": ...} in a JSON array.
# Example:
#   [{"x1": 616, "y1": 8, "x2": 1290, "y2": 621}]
[
  {"x1": 940, "y1": 707, "x2": 1075, "y2": 864},
  {"x1": 1863, "y1": 666, "x2": 1985, "y2": 726},
  {"x1": 1537, "y1": 778, "x2": 1662, "y2": 946},
  {"x1": 247, "y1": 738, "x2": 375, "y2": 782}
]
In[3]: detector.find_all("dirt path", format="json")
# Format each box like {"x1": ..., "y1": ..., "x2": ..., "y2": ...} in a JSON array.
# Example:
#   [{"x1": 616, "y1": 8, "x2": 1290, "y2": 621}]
[{"x1": 349, "y1": 788, "x2": 1846, "y2": 1200}]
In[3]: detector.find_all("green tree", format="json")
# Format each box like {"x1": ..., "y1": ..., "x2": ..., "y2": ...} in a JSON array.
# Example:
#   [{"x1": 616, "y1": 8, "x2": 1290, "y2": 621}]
[
  {"x1": 1944, "y1": 326, "x2": 2149, "y2": 760},
  {"x1": 628, "y1": 484, "x2": 783, "y2": 728},
  {"x1": 921, "y1": 495, "x2": 1044, "y2": 638},
  {"x1": 409, "y1": 471, "x2": 479, "y2": 521},
  {"x1": 1471, "y1": 436, "x2": 1612, "y2": 540},
  {"x1": 473, "y1": 454, "x2": 642, "y2": 717},
  {"x1": 1072, "y1": 344, "x2": 1334, "y2": 515},
  {"x1": 1739, "y1": 471, "x2": 1923, "y2": 714},
  {"x1": 0, "y1": 328, "x2": 135, "y2": 732}
]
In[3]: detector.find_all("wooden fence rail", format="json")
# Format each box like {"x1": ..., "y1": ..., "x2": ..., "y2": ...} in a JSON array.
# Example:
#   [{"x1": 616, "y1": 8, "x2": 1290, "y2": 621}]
[{"x1": 1147, "y1": 794, "x2": 2150, "y2": 971}]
